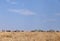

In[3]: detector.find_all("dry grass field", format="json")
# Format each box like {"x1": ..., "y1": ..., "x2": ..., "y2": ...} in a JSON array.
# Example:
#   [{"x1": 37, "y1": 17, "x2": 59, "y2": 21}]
[{"x1": 0, "y1": 32, "x2": 60, "y2": 41}]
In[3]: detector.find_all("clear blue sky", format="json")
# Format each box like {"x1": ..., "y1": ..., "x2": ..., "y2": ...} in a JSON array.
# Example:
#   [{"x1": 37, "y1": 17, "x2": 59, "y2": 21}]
[{"x1": 0, "y1": 0, "x2": 60, "y2": 31}]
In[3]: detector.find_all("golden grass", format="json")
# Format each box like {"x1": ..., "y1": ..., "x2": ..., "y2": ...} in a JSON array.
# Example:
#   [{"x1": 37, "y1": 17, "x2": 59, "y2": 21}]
[{"x1": 0, "y1": 32, "x2": 60, "y2": 41}]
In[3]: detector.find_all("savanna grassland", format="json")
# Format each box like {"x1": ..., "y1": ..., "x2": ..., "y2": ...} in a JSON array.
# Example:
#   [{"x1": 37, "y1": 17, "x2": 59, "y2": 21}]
[{"x1": 0, "y1": 32, "x2": 60, "y2": 41}]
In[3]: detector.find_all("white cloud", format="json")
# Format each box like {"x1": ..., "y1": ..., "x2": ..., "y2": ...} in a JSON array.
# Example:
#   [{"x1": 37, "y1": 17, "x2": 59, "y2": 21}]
[
  {"x1": 6, "y1": 0, "x2": 16, "y2": 4},
  {"x1": 55, "y1": 13, "x2": 60, "y2": 16},
  {"x1": 8, "y1": 9, "x2": 36, "y2": 16},
  {"x1": 47, "y1": 19, "x2": 57, "y2": 22},
  {"x1": 41, "y1": 19, "x2": 57, "y2": 23},
  {"x1": 21, "y1": 2, "x2": 26, "y2": 7}
]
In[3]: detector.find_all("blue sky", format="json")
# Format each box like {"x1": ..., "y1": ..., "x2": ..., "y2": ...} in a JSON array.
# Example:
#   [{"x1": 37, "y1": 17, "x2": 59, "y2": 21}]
[{"x1": 0, "y1": 0, "x2": 60, "y2": 31}]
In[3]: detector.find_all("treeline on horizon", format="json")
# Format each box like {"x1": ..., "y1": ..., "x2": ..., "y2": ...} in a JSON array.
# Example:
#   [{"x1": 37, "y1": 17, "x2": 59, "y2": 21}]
[{"x1": 0, "y1": 29, "x2": 60, "y2": 32}]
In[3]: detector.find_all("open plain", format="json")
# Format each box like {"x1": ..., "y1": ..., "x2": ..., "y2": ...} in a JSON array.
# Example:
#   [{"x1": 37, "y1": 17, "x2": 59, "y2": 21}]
[{"x1": 0, "y1": 32, "x2": 60, "y2": 41}]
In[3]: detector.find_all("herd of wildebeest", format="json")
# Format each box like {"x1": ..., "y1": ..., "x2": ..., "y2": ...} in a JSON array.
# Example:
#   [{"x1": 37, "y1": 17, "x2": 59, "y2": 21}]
[{"x1": 0, "y1": 29, "x2": 60, "y2": 32}]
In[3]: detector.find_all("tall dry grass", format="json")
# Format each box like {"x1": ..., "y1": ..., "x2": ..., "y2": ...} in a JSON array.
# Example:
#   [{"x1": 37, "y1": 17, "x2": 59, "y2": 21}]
[{"x1": 0, "y1": 32, "x2": 60, "y2": 41}]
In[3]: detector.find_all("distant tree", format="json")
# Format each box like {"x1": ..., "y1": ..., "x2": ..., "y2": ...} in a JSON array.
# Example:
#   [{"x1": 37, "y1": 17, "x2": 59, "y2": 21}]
[
  {"x1": 31, "y1": 29, "x2": 38, "y2": 32},
  {"x1": 37, "y1": 30, "x2": 45, "y2": 32},
  {"x1": 31, "y1": 30, "x2": 36, "y2": 32},
  {"x1": 56, "y1": 30, "x2": 60, "y2": 32},
  {"x1": 13, "y1": 30, "x2": 20, "y2": 32},
  {"x1": 21, "y1": 30, "x2": 24, "y2": 32},
  {"x1": 47, "y1": 29, "x2": 55, "y2": 32},
  {"x1": 2, "y1": 30, "x2": 5, "y2": 32},
  {"x1": 6, "y1": 30, "x2": 11, "y2": 32},
  {"x1": 31, "y1": 29, "x2": 45, "y2": 32}
]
